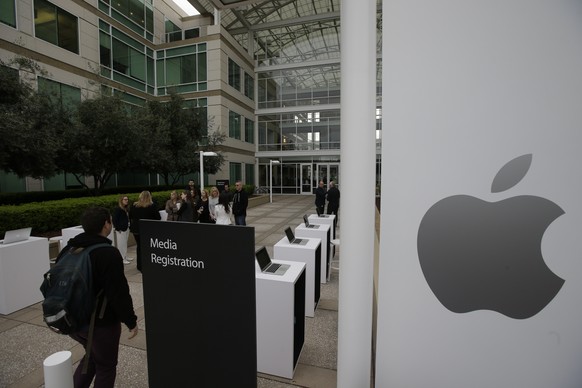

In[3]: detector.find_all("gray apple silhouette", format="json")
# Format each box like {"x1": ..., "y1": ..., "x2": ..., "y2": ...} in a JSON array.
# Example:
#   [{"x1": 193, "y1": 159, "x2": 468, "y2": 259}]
[{"x1": 417, "y1": 154, "x2": 565, "y2": 319}]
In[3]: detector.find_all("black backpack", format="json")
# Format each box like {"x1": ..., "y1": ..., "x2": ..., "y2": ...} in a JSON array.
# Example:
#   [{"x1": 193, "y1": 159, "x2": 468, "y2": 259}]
[{"x1": 40, "y1": 243, "x2": 110, "y2": 334}]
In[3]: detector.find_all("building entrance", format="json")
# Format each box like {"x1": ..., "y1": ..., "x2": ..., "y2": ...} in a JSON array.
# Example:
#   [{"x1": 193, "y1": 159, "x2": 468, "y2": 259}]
[{"x1": 316, "y1": 164, "x2": 340, "y2": 187}]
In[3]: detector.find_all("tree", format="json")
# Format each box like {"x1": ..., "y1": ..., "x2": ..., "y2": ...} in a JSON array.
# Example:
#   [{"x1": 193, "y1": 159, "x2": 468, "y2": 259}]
[
  {"x1": 57, "y1": 95, "x2": 141, "y2": 194},
  {"x1": 0, "y1": 59, "x2": 67, "y2": 178},
  {"x1": 140, "y1": 93, "x2": 225, "y2": 185}
]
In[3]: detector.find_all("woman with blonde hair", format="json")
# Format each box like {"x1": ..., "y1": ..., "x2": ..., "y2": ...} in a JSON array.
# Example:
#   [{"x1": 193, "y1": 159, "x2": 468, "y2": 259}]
[
  {"x1": 129, "y1": 191, "x2": 161, "y2": 272},
  {"x1": 165, "y1": 190, "x2": 179, "y2": 221},
  {"x1": 208, "y1": 186, "x2": 219, "y2": 223},
  {"x1": 196, "y1": 189, "x2": 212, "y2": 223},
  {"x1": 112, "y1": 195, "x2": 132, "y2": 264}
]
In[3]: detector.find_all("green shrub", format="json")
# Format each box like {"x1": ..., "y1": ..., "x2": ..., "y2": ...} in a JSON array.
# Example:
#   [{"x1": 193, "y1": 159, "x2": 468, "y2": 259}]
[{"x1": 0, "y1": 190, "x2": 171, "y2": 238}]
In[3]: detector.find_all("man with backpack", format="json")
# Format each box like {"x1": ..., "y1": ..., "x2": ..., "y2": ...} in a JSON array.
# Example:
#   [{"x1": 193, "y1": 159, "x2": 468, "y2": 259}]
[{"x1": 56, "y1": 206, "x2": 138, "y2": 388}]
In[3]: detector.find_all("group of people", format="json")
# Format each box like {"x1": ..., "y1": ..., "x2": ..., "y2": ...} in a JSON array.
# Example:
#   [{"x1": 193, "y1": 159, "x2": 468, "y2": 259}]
[
  {"x1": 163, "y1": 180, "x2": 248, "y2": 226},
  {"x1": 111, "y1": 181, "x2": 250, "y2": 269},
  {"x1": 314, "y1": 180, "x2": 341, "y2": 217}
]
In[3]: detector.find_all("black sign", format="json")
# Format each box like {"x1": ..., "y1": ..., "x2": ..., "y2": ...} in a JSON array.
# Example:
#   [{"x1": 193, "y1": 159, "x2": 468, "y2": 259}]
[
  {"x1": 140, "y1": 220, "x2": 257, "y2": 387},
  {"x1": 216, "y1": 179, "x2": 230, "y2": 191}
]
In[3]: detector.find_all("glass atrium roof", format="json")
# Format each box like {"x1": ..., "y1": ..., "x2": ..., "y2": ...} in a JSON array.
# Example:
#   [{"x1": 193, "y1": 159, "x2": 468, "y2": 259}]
[{"x1": 188, "y1": 0, "x2": 341, "y2": 66}]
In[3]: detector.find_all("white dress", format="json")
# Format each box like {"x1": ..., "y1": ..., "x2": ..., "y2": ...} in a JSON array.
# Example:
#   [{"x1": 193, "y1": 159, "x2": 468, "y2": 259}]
[{"x1": 214, "y1": 204, "x2": 232, "y2": 225}]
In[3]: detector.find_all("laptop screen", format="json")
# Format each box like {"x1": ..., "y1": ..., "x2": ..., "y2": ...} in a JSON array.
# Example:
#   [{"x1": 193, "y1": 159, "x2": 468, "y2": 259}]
[
  {"x1": 284, "y1": 227, "x2": 295, "y2": 243},
  {"x1": 303, "y1": 215, "x2": 309, "y2": 227},
  {"x1": 2, "y1": 227, "x2": 32, "y2": 245},
  {"x1": 255, "y1": 247, "x2": 271, "y2": 271}
]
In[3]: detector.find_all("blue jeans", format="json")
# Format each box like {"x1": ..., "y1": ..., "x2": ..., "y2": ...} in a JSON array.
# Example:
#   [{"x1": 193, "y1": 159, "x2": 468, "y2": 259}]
[{"x1": 235, "y1": 215, "x2": 246, "y2": 225}]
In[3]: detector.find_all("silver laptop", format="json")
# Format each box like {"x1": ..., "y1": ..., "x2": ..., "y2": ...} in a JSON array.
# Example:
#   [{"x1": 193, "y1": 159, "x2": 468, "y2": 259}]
[
  {"x1": 2, "y1": 227, "x2": 32, "y2": 245},
  {"x1": 256, "y1": 246, "x2": 289, "y2": 275},
  {"x1": 315, "y1": 208, "x2": 330, "y2": 218},
  {"x1": 303, "y1": 214, "x2": 319, "y2": 228},
  {"x1": 284, "y1": 227, "x2": 308, "y2": 246}
]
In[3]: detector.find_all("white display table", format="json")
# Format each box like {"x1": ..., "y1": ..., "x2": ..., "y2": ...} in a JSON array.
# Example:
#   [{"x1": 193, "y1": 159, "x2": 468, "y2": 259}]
[
  {"x1": 274, "y1": 237, "x2": 321, "y2": 317},
  {"x1": 295, "y1": 223, "x2": 331, "y2": 283},
  {"x1": 0, "y1": 237, "x2": 50, "y2": 315},
  {"x1": 61, "y1": 225, "x2": 114, "y2": 247},
  {"x1": 308, "y1": 214, "x2": 336, "y2": 239},
  {"x1": 256, "y1": 260, "x2": 306, "y2": 379}
]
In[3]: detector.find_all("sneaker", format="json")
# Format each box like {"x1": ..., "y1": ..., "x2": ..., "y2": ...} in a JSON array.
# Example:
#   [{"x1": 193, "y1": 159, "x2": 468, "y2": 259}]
[
  {"x1": 123, "y1": 259, "x2": 131, "y2": 265},
  {"x1": 126, "y1": 257, "x2": 134, "y2": 261}
]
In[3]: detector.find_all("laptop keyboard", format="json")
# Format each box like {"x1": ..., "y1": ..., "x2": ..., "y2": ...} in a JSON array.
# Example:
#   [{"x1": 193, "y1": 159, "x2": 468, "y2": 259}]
[{"x1": 265, "y1": 263, "x2": 281, "y2": 273}]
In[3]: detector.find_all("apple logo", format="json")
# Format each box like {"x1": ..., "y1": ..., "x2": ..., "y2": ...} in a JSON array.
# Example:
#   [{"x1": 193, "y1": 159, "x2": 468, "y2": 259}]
[{"x1": 417, "y1": 154, "x2": 565, "y2": 319}]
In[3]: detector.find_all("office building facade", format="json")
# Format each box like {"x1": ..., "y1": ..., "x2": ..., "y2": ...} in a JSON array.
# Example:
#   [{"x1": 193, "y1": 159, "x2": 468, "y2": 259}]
[{"x1": 0, "y1": 0, "x2": 381, "y2": 193}]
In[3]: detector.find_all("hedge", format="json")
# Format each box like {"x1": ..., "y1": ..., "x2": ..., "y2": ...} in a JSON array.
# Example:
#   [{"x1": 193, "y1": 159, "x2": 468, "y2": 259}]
[{"x1": 0, "y1": 185, "x2": 255, "y2": 238}]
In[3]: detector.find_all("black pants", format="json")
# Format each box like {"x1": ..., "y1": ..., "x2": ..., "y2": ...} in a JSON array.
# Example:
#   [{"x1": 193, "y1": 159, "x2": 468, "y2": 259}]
[{"x1": 70, "y1": 322, "x2": 122, "y2": 388}]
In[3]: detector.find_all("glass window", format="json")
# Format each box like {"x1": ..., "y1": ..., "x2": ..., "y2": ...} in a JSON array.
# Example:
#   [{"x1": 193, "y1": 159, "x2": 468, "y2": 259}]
[
  {"x1": 37, "y1": 77, "x2": 81, "y2": 110},
  {"x1": 34, "y1": 0, "x2": 79, "y2": 54},
  {"x1": 230, "y1": 162, "x2": 242, "y2": 183},
  {"x1": 229, "y1": 111, "x2": 241, "y2": 140},
  {"x1": 185, "y1": 28, "x2": 200, "y2": 39},
  {"x1": 244, "y1": 118, "x2": 254, "y2": 144},
  {"x1": 1, "y1": 0, "x2": 16, "y2": 27},
  {"x1": 156, "y1": 44, "x2": 207, "y2": 95},
  {"x1": 102, "y1": 0, "x2": 153, "y2": 40},
  {"x1": 228, "y1": 58, "x2": 241, "y2": 91},
  {"x1": 165, "y1": 19, "x2": 181, "y2": 42},
  {"x1": 244, "y1": 72, "x2": 254, "y2": 100},
  {"x1": 245, "y1": 163, "x2": 254, "y2": 186},
  {"x1": 165, "y1": 55, "x2": 195, "y2": 85},
  {"x1": 99, "y1": 31, "x2": 111, "y2": 67},
  {"x1": 112, "y1": 38, "x2": 145, "y2": 81},
  {"x1": 197, "y1": 52, "x2": 207, "y2": 82}
]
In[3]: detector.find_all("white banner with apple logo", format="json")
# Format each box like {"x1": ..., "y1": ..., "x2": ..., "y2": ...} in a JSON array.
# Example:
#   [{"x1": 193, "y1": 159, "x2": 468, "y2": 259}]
[{"x1": 376, "y1": 1, "x2": 582, "y2": 387}]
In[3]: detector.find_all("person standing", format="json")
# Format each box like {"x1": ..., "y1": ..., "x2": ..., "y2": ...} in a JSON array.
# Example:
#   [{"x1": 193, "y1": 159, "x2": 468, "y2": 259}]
[
  {"x1": 232, "y1": 181, "x2": 249, "y2": 226},
  {"x1": 214, "y1": 192, "x2": 232, "y2": 225},
  {"x1": 59, "y1": 206, "x2": 138, "y2": 388},
  {"x1": 223, "y1": 183, "x2": 234, "y2": 206},
  {"x1": 129, "y1": 191, "x2": 161, "y2": 272},
  {"x1": 315, "y1": 180, "x2": 327, "y2": 215},
  {"x1": 196, "y1": 189, "x2": 212, "y2": 223},
  {"x1": 112, "y1": 195, "x2": 132, "y2": 265},
  {"x1": 177, "y1": 190, "x2": 195, "y2": 222},
  {"x1": 208, "y1": 186, "x2": 220, "y2": 223},
  {"x1": 165, "y1": 191, "x2": 179, "y2": 221},
  {"x1": 326, "y1": 181, "x2": 340, "y2": 217}
]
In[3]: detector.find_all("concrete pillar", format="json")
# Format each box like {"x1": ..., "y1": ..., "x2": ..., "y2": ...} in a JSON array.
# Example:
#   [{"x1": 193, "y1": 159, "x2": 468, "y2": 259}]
[{"x1": 337, "y1": 0, "x2": 377, "y2": 386}]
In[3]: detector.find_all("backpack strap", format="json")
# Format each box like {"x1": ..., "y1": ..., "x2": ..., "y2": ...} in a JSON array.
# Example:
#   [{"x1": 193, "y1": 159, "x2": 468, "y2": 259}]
[
  {"x1": 82, "y1": 290, "x2": 104, "y2": 374},
  {"x1": 78, "y1": 242, "x2": 112, "y2": 375}
]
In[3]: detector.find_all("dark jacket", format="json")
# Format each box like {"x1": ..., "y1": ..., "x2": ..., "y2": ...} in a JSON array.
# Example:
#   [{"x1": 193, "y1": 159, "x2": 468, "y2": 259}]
[
  {"x1": 232, "y1": 189, "x2": 248, "y2": 216},
  {"x1": 129, "y1": 204, "x2": 161, "y2": 234},
  {"x1": 177, "y1": 200, "x2": 194, "y2": 222},
  {"x1": 56, "y1": 233, "x2": 137, "y2": 330},
  {"x1": 112, "y1": 206, "x2": 129, "y2": 231},
  {"x1": 315, "y1": 186, "x2": 327, "y2": 207},
  {"x1": 196, "y1": 199, "x2": 212, "y2": 223},
  {"x1": 327, "y1": 187, "x2": 340, "y2": 208}
]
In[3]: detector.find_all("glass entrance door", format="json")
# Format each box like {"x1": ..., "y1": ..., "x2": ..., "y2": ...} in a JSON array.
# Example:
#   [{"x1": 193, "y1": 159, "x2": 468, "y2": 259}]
[
  {"x1": 300, "y1": 164, "x2": 312, "y2": 194},
  {"x1": 316, "y1": 163, "x2": 340, "y2": 187}
]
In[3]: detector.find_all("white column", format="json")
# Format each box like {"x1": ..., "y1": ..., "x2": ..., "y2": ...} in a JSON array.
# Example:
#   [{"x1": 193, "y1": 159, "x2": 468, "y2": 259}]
[
  {"x1": 43, "y1": 351, "x2": 73, "y2": 388},
  {"x1": 337, "y1": 0, "x2": 377, "y2": 386}
]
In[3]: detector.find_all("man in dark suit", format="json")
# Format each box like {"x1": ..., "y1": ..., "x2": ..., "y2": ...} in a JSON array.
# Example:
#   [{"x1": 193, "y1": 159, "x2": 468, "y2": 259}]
[
  {"x1": 314, "y1": 180, "x2": 327, "y2": 215},
  {"x1": 232, "y1": 180, "x2": 249, "y2": 225}
]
